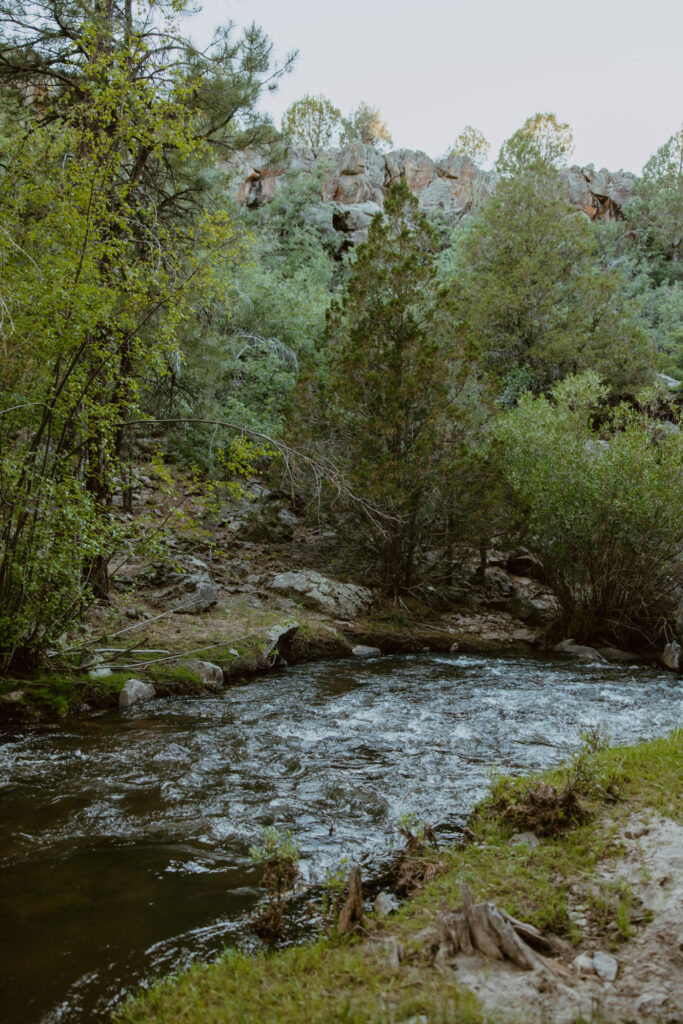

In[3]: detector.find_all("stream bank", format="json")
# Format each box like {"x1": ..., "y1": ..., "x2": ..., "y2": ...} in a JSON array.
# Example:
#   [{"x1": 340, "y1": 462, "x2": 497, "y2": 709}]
[
  {"x1": 1, "y1": 652, "x2": 680, "y2": 1023},
  {"x1": 114, "y1": 729, "x2": 683, "y2": 1024}
]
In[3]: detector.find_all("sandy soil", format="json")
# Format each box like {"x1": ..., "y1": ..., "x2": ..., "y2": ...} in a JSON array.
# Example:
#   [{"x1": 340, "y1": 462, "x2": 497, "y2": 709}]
[{"x1": 449, "y1": 813, "x2": 683, "y2": 1023}]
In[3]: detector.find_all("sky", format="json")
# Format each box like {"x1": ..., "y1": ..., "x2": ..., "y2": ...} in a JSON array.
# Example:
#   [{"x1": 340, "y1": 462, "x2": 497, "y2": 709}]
[{"x1": 187, "y1": 0, "x2": 682, "y2": 174}]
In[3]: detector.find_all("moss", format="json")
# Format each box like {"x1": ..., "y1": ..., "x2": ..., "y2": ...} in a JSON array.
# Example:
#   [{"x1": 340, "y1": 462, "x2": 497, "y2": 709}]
[
  {"x1": 114, "y1": 729, "x2": 682, "y2": 1024},
  {"x1": 0, "y1": 669, "x2": 130, "y2": 719}
]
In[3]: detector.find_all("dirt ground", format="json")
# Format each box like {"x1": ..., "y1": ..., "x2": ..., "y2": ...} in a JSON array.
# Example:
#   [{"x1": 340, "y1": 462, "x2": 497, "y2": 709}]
[{"x1": 450, "y1": 814, "x2": 683, "y2": 1023}]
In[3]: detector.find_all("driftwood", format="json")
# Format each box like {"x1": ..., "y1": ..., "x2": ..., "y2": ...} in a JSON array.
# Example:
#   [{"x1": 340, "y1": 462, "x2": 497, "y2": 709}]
[
  {"x1": 436, "y1": 882, "x2": 555, "y2": 971},
  {"x1": 338, "y1": 865, "x2": 364, "y2": 936}
]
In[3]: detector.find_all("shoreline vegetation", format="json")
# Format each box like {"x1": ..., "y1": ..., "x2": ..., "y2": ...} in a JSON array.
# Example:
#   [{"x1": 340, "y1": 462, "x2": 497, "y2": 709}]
[{"x1": 113, "y1": 729, "x2": 683, "y2": 1024}]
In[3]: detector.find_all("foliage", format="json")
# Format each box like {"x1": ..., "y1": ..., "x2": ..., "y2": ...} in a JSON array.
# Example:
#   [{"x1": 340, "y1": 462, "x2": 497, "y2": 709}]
[
  {"x1": 449, "y1": 165, "x2": 655, "y2": 395},
  {"x1": 448, "y1": 124, "x2": 490, "y2": 165},
  {"x1": 0, "y1": 1, "x2": 283, "y2": 667},
  {"x1": 626, "y1": 126, "x2": 683, "y2": 277},
  {"x1": 281, "y1": 93, "x2": 345, "y2": 152},
  {"x1": 495, "y1": 372, "x2": 683, "y2": 645},
  {"x1": 342, "y1": 101, "x2": 393, "y2": 150},
  {"x1": 297, "y1": 179, "x2": 476, "y2": 594},
  {"x1": 161, "y1": 167, "x2": 340, "y2": 467},
  {"x1": 249, "y1": 827, "x2": 301, "y2": 939},
  {"x1": 496, "y1": 111, "x2": 574, "y2": 175}
]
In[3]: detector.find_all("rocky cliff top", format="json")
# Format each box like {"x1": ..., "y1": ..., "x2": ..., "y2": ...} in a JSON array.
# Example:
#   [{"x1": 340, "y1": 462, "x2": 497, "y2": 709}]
[{"x1": 226, "y1": 142, "x2": 637, "y2": 245}]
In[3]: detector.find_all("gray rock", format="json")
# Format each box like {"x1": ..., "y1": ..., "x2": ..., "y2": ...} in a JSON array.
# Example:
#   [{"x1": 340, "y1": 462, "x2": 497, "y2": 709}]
[
  {"x1": 573, "y1": 952, "x2": 595, "y2": 976},
  {"x1": 592, "y1": 950, "x2": 618, "y2": 981},
  {"x1": 510, "y1": 831, "x2": 540, "y2": 849},
  {"x1": 374, "y1": 891, "x2": 400, "y2": 917},
  {"x1": 554, "y1": 639, "x2": 605, "y2": 663},
  {"x1": 88, "y1": 667, "x2": 112, "y2": 680},
  {"x1": 505, "y1": 595, "x2": 543, "y2": 625},
  {"x1": 332, "y1": 200, "x2": 381, "y2": 233},
  {"x1": 175, "y1": 581, "x2": 218, "y2": 615},
  {"x1": 352, "y1": 644, "x2": 382, "y2": 658},
  {"x1": 597, "y1": 646, "x2": 643, "y2": 664},
  {"x1": 182, "y1": 659, "x2": 224, "y2": 690},
  {"x1": 119, "y1": 679, "x2": 156, "y2": 708},
  {"x1": 1, "y1": 689, "x2": 24, "y2": 703},
  {"x1": 661, "y1": 641, "x2": 681, "y2": 671},
  {"x1": 263, "y1": 621, "x2": 299, "y2": 663},
  {"x1": 270, "y1": 570, "x2": 373, "y2": 619},
  {"x1": 636, "y1": 991, "x2": 669, "y2": 1015}
]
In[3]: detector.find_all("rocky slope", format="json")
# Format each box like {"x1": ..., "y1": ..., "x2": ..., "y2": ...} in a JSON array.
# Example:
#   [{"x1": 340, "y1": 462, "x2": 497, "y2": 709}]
[{"x1": 226, "y1": 142, "x2": 637, "y2": 244}]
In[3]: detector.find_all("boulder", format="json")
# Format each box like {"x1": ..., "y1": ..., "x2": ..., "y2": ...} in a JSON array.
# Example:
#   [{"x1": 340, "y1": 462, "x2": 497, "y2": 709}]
[
  {"x1": 351, "y1": 644, "x2": 382, "y2": 658},
  {"x1": 505, "y1": 595, "x2": 544, "y2": 625},
  {"x1": 88, "y1": 666, "x2": 112, "y2": 680},
  {"x1": 174, "y1": 580, "x2": 218, "y2": 615},
  {"x1": 182, "y1": 659, "x2": 224, "y2": 691},
  {"x1": 270, "y1": 570, "x2": 373, "y2": 619},
  {"x1": 385, "y1": 149, "x2": 436, "y2": 192},
  {"x1": 592, "y1": 950, "x2": 618, "y2": 981},
  {"x1": 661, "y1": 641, "x2": 681, "y2": 671},
  {"x1": 374, "y1": 891, "x2": 400, "y2": 916},
  {"x1": 505, "y1": 550, "x2": 546, "y2": 582},
  {"x1": 553, "y1": 638, "x2": 605, "y2": 663},
  {"x1": 119, "y1": 678, "x2": 156, "y2": 708},
  {"x1": 331, "y1": 201, "x2": 381, "y2": 233},
  {"x1": 263, "y1": 621, "x2": 300, "y2": 664}
]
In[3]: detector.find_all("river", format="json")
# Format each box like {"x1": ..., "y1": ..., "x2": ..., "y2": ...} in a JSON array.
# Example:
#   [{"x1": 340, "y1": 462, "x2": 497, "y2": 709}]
[{"x1": 0, "y1": 651, "x2": 680, "y2": 1023}]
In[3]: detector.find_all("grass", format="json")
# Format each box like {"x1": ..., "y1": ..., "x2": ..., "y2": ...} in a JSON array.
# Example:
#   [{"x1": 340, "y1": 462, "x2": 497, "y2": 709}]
[{"x1": 114, "y1": 729, "x2": 682, "y2": 1024}]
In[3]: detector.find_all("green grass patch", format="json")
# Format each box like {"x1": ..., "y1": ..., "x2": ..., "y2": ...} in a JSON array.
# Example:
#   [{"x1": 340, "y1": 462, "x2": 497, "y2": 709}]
[{"x1": 114, "y1": 729, "x2": 682, "y2": 1024}]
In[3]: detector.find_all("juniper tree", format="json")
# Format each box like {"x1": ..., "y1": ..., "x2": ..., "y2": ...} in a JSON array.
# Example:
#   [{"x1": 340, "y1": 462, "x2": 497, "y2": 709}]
[{"x1": 312, "y1": 180, "x2": 475, "y2": 594}]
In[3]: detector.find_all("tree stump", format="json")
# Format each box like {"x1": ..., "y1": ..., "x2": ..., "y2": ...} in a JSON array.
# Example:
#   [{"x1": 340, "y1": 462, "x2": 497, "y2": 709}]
[
  {"x1": 338, "y1": 865, "x2": 364, "y2": 936},
  {"x1": 436, "y1": 882, "x2": 555, "y2": 971}
]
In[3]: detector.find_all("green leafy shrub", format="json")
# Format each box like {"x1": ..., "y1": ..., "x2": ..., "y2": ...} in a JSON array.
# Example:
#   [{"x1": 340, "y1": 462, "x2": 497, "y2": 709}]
[
  {"x1": 249, "y1": 827, "x2": 301, "y2": 939},
  {"x1": 495, "y1": 372, "x2": 683, "y2": 646}
]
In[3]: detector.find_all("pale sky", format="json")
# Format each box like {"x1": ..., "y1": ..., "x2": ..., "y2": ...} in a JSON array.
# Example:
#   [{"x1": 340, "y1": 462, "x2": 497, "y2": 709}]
[{"x1": 188, "y1": 0, "x2": 682, "y2": 174}]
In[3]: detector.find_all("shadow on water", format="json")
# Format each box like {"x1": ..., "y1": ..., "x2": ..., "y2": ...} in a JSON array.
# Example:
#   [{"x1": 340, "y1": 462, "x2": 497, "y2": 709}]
[{"x1": 0, "y1": 651, "x2": 680, "y2": 1023}]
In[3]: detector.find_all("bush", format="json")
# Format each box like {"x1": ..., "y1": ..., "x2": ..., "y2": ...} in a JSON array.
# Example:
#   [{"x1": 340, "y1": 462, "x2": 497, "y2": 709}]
[{"x1": 495, "y1": 372, "x2": 683, "y2": 646}]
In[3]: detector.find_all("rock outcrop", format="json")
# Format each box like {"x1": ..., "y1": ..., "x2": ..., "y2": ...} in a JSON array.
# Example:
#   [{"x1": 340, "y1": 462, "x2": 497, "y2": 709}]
[
  {"x1": 269, "y1": 569, "x2": 373, "y2": 619},
  {"x1": 226, "y1": 143, "x2": 636, "y2": 245}
]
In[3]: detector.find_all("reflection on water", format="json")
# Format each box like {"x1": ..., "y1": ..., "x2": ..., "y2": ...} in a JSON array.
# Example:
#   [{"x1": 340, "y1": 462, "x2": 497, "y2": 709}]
[{"x1": 0, "y1": 652, "x2": 680, "y2": 1023}]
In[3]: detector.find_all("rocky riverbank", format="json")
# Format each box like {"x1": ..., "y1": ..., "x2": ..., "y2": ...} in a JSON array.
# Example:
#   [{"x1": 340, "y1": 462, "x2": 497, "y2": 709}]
[{"x1": 2, "y1": 464, "x2": 677, "y2": 722}]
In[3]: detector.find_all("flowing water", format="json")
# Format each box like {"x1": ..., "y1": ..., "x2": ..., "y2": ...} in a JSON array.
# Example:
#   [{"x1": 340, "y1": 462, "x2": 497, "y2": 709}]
[{"x1": 1, "y1": 652, "x2": 681, "y2": 1024}]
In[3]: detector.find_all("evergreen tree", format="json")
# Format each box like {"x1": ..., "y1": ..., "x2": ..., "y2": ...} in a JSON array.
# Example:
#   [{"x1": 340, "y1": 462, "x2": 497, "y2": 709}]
[
  {"x1": 450, "y1": 165, "x2": 654, "y2": 395},
  {"x1": 309, "y1": 180, "x2": 473, "y2": 594}
]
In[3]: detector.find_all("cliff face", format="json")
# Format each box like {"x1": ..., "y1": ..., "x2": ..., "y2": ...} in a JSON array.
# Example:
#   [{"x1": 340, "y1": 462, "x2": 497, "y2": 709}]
[{"x1": 227, "y1": 142, "x2": 637, "y2": 244}]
